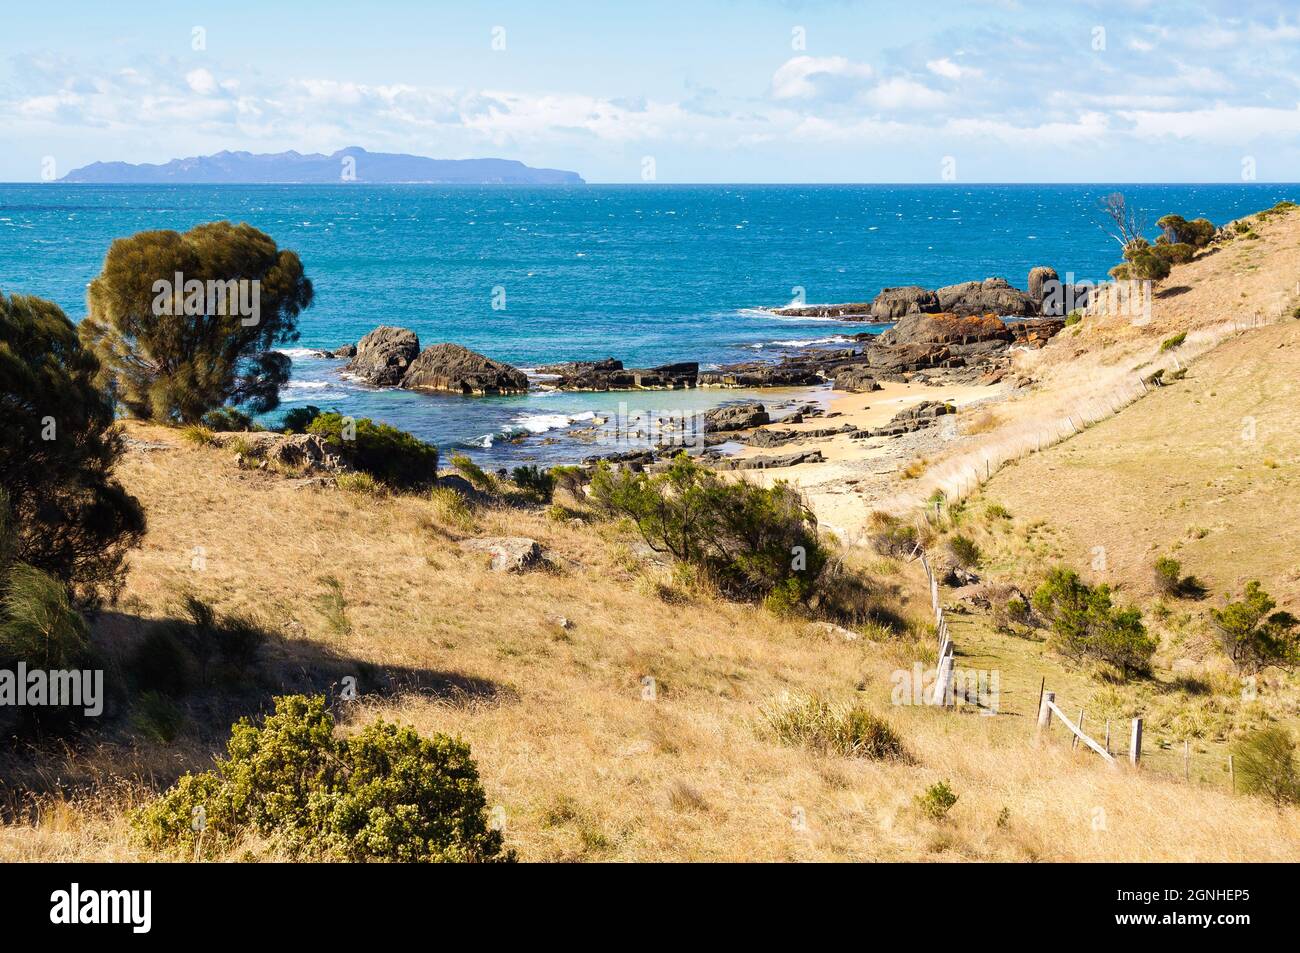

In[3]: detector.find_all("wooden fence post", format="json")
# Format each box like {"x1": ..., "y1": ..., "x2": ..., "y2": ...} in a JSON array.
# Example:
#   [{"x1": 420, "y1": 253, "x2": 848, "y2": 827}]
[
  {"x1": 1184, "y1": 740, "x2": 1190, "y2": 781},
  {"x1": 1129, "y1": 718, "x2": 1143, "y2": 767},
  {"x1": 1035, "y1": 677, "x2": 1045, "y2": 721},
  {"x1": 1229, "y1": 754, "x2": 1235, "y2": 793},
  {"x1": 1104, "y1": 720, "x2": 1111, "y2": 755},
  {"x1": 1037, "y1": 691, "x2": 1055, "y2": 733},
  {"x1": 1072, "y1": 709, "x2": 1085, "y2": 750}
]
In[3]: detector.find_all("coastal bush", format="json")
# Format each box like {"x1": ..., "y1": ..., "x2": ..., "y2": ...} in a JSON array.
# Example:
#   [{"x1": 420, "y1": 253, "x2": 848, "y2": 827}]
[
  {"x1": 511, "y1": 465, "x2": 555, "y2": 503},
  {"x1": 450, "y1": 453, "x2": 496, "y2": 492},
  {"x1": 131, "y1": 694, "x2": 512, "y2": 862},
  {"x1": 335, "y1": 472, "x2": 383, "y2": 496},
  {"x1": 1155, "y1": 215, "x2": 1216, "y2": 248},
  {"x1": 1152, "y1": 556, "x2": 1206, "y2": 599},
  {"x1": 946, "y1": 534, "x2": 981, "y2": 569},
  {"x1": 307, "y1": 413, "x2": 438, "y2": 490},
  {"x1": 1115, "y1": 239, "x2": 1173, "y2": 282},
  {"x1": 1064, "y1": 310, "x2": 1082, "y2": 326},
  {"x1": 761, "y1": 694, "x2": 904, "y2": 759},
  {"x1": 590, "y1": 454, "x2": 829, "y2": 604},
  {"x1": 164, "y1": 594, "x2": 267, "y2": 684},
  {"x1": 429, "y1": 486, "x2": 476, "y2": 531},
  {"x1": 867, "y1": 512, "x2": 921, "y2": 557},
  {"x1": 281, "y1": 404, "x2": 322, "y2": 434},
  {"x1": 79, "y1": 221, "x2": 313, "y2": 423},
  {"x1": 129, "y1": 626, "x2": 197, "y2": 697},
  {"x1": 1160, "y1": 331, "x2": 1187, "y2": 351},
  {"x1": 1151, "y1": 241, "x2": 1195, "y2": 265},
  {"x1": 201, "y1": 406, "x2": 257, "y2": 432},
  {"x1": 180, "y1": 424, "x2": 215, "y2": 446},
  {"x1": 131, "y1": 691, "x2": 186, "y2": 744},
  {"x1": 549, "y1": 465, "x2": 587, "y2": 497},
  {"x1": 0, "y1": 562, "x2": 93, "y2": 670},
  {"x1": 1032, "y1": 567, "x2": 1155, "y2": 678},
  {"x1": 0, "y1": 292, "x2": 145, "y2": 601},
  {"x1": 1230, "y1": 728, "x2": 1299, "y2": 806},
  {"x1": 1210, "y1": 581, "x2": 1299, "y2": 674}
]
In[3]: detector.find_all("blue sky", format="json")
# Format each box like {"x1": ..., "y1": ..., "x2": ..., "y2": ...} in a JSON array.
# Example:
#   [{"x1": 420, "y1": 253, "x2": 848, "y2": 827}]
[{"x1": 2, "y1": 0, "x2": 1299, "y2": 182}]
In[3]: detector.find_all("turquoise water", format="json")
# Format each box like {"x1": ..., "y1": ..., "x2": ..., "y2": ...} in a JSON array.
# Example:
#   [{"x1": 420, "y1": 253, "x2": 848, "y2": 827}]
[{"x1": 2, "y1": 183, "x2": 1295, "y2": 463}]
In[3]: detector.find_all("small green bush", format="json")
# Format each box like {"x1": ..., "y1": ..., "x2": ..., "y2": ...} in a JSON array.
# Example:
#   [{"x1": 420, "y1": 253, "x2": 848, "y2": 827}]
[
  {"x1": 429, "y1": 486, "x2": 476, "y2": 530},
  {"x1": 1152, "y1": 555, "x2": 1205, "y2": 599},
  {"x1": 180, "y1": 424, "x2": 215, "y2": 446},
  {"x1": 308, "y1": 413, "x2": 439, "y2": 490},
  {"x1": 1032, "y1": 567, "x2": 1155, "y2": 678},
  {"x1": 201, "y1": 407, "x2": 257, "y2": 432},
  {"x1": 762, "y1": 694, "x2": 904, "y2": 759},
  {"x1": 0, "y1": 563, "x2": 92, "y2": 669},
  {"x1": 132, "y1": 691, "x2": 186, "y2": 744},
  {"x1": 1230, "y1": 727, "x2": 1299, "y2": 806},
  {"x1": 1210, "y1": 581, "x2": 1299, "y2": 674},
  {"x1": 947, "y1": 534, "x2": 981, "y2": 569},
  {"x1": 591, "y1": 454, "x2": 829, "y2": 604},
  {"x1": 130, "y1": 626, "x2": 197, "y2": 697},
  {"x1": 131, "y1": 695, "x2": 512, "y2": 862},
  {"x1": 1160, "y1": 331, "x2": 1187, "y2": 351},
  {"x1": 867, "y1": 511, "x2": 920, "y2": 558},
  {"x1": 450, "y1": 453, "x2": 496, "y2": 492},
  {"x1": 511, "y1": 465, "x2": 554, "y2": 502},
  {"x1": 335, "y1": 472, "x2": 382, "y2": 495},
  {"x1": 916, "y1": 781, "x2": 959, "y2": 820},
  {"x1": 1155, "y1": 214, "x2": 1215, "y2": 248},
  {"x1": 985, "y1": 503, "x2": 1011, "y2": 521},
  {"x1": 281, "y1": 404, "x2": 323, "y2": 434},
  {"x1": 1064, "y1": 311, "x2": 1082, "y2": 326}
]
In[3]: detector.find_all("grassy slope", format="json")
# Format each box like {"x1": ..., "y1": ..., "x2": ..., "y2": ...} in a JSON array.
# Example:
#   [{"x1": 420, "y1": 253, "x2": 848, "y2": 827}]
[{"x1": 4, "y1": 208, "x2": 1300, "y2": 863}]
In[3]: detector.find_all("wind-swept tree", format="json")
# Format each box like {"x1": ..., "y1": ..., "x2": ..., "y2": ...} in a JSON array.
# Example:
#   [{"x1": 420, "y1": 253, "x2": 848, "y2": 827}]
[
  {"x1": 79, "y1": 221, "x2": 313, "y2": 423},
  {"x1": 0, "y1": 291, "x2": 145, "y2": 601}
]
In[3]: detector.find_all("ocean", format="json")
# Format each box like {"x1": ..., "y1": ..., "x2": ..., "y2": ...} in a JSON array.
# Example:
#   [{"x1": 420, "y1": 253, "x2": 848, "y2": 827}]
[{"x1": 2, "y1": 182, "x2": 1295, "y2": 464}]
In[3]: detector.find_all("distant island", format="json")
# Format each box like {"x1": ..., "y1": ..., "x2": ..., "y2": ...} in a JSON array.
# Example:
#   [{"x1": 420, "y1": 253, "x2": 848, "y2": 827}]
[{"x1": 59, "y1": 146, "x2": 584, "y2": 185}]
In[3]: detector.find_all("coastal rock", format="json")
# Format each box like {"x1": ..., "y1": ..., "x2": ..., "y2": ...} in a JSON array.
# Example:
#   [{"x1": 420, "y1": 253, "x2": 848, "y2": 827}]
[
  {"x1": 459, "y1": 536, "x2": 543, "y2": 573},
  {"x1": 1027, "y1": 266, "x2": 1059, "y2": 303},
  {"x1": 879, "y1": 311, "x2": 1011, "y2": 347},
  {"x1": 1009, "y1": 318, "x2": 1066, "y2": 347},
  {"x1": 331, "y1": 344, "x2": 357, "y2": 359},
  {"x1": 850, "y1": 401, "x2": 955, "y2": 439},
  {"x1": 704, "y1": 402, "x2": 770, "y2": 432},
  {"x1": 401, "y1": 343, "x2": 529, "y2": 395},
  {"x1": 832, "y1": 365, "x2": 881, "y2": 393},
  {"x1": 746, "y1": 424, "x2": 857, "y2": 448},
  {"x1": 346, "y1": 326, "x2": 420, "y2": 386},
  {"x1": 541, "y1": 359, "x2": 696, "y2": 390},
  {"x1": 698, "y1": 361, "x2": 825, "y2": 387},
  {"x1": 935, "y1": 277, "x2": 1037, "y2": 317},
  {"x1": 709, "y1": 450, "x2": 824, "y2": 470},
  {"x1": 870, "y1": 286, "x2": 941, "y2": 320},
  {"x1": 208, "y1": 433, "x2": 346, "y2": 472},
  {"x1": 865, "y1": 342, "x2": 954, "y2": 374},
  {"x1": 770, "y1": 302, "x2": 876, "y2": 319}
]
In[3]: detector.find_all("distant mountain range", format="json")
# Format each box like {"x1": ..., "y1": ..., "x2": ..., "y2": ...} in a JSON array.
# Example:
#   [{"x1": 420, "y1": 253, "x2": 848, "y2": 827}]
[{"x1": 59, "y1": 147, "x2": 584, "y2": 185}]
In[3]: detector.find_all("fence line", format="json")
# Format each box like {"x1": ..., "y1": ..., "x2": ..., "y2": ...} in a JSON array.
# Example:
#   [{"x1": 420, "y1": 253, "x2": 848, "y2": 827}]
[
  {"x1": 1036, "y1": 689, "x2": 1124, "y2": 767},
  {"x1": 918, "y1": 549, "x2": 955, "y2": 708}
]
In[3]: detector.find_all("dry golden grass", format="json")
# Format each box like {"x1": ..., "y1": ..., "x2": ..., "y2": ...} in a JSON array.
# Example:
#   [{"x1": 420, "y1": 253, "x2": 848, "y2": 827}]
[{"x1": 2, "y1": 417, "x2": 1298, "y2": 861}]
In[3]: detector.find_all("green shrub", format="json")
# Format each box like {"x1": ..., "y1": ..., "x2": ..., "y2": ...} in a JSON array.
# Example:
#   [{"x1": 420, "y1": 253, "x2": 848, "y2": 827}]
[
  {"x1": 201, "y1": 406, "x2": 256, "y2": 432},
  {"x1": 1151, "y1": 241, "x2": 1195, "y2": 265},
  {"x1": 131, "y1": 694, "x2": 512, "y2": 862},
  {"x1": 1233, "y1": 220, "x2": 1251, "y2": 234},
  {"x1": 1064, "y1": 311, "x2": 1082, "y2": 326},
  {"x1": 916, "y1": 781, "x2": 959, "y2": 820},
  {"x1": 280, "y1": 404, "x2": 322, "y2": 434},
  {"x1": 1160, "y1": 331, "x2": 1187, "y2": 351},
  {"x1": 335, "y1": 472, "x2": 382, "y2": 495},
  {"x1": 130, "y1": 626, "x2": 196, "y2": 697},
  {"x1": 450, "y1": 453, "x2": 495, "y2": 492},
  {"x1": 180, "y1": 424, "x2": 215, "y2": 446},
  {"x1": 308, "y1": 413, "x2": 438, "y2": 490},
  {"x1": 985, "y1": 503, "x2": 1011, "y2": 521},
  {"x1": 1032, "y1": 567, "x2": 1155, "y2": 678},
  {"x1": 762, "y1": 694, "x2": 904, "y2": 759},
  {"x1": 591, "y1": 454, "x2": 828, "y2": 604},
  {"x1": 0, "y1": 292, "x2": 146, "y2": 601},
  {"x1": 1155, "y1": 214, "x2": 1215, "y2": 248},
  {"x1": 167, "y1": 595, "x2": 267, "y2": 683},
  {"x1": 1210, "y1": 581, "x2": 1299, "y2": 674},
  {"x1": 947, "y1": 534, "x2": 981, "y2": 569},
  {"x1": 548, "y1": 465, "x2": 587, "y2": 496},
  {"x1": 0, "y1": 563, "x2": 92, "y2": 669},
  {"x1": 1153, "y1": 555, "x2": 1206, "y2": 599},
  {"x1": 79, "y1": 221, "x2": 313, "y2": 423},
  {"x1": 1230, "y1": 727, "x2": 1299, "y2": 806},
  {"x1": 867, "y1": 511, "x2": 920, "y2": 558},
  {"x1": 511, "y1": 465, "x2": 554, "y2": 502},
  {"x1": 429, "y1": 486, "x2": 476, "y2": 530},
  {"x1": 313, "y1": 576, "x2": 351, "y2": 637}
]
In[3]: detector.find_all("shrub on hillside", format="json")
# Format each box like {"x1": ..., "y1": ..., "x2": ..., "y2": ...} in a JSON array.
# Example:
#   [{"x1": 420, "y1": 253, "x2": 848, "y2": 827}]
[
  {"x1": 449, "y1": 453, "x2": 495, "y2": 492},
  {"x1": 1155, "y1": 214, "x2": 1216, "y2": 248},
  {"x1": 1032, "y1": 567, "x2": 1155, "y2": 678},
  {"x1": 867, "y1": 511, "x2": 921, "y2": 558},
  {"x1": 1210, "y1": 581, "x2": 1299, "y2": 674},
  {"x1": 131, "y1": 694, "x2": 512, "y2": 862},
  {"x1": 916, "y1": 781, "x2": 959, "y2": 821},
  {"x1": 201, "y1": 407, "x2": 257, "y2": 432},
  {"x1": 0, "y1": 292, "x2": 145, "y2": 600},
  {"x1": 79, "y1": 221, "x2": 313, "y2": 423},
  {"x1": 281, "y1": 404, "x2": 323, "y2": 434},
  {"x1": 946, "y1": 534, "x2": 981, "y2": 569},
  {"x1": 307, "y1": 412, "x2": 439, "y2": 490},
  {"x1": 0, "y1": 562, "x2": 92, "y2": 670},
  {"x1": 1152, "y1": 555, "x2": 1206, "y2": 599},
  {"x1": 511, "y1": 465, "x2": 555, "y2": 502},
  {"x1": 1230, "y1": 727, "x2": 1299, "y2": 806},
  {"x1": 590, "y1": 454, "x2": 829, "y2": 604}
]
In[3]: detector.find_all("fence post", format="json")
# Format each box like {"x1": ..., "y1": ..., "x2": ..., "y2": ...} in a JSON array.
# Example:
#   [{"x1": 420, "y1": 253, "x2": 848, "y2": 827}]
[
  {"x1": 1072, "y1": 709, "x2": 1085, "y2": 751},
  {"x1": 1037, "y1": 691, "x2": 1055, "y2": 733},
  {"x1": 1229, "y1": 754, "x2": 1235, "y2": 793},
  {"x1": 1105, "y1": 720, "x2": 1111, "y2": 755},
  {"x1": 1129, "y1": 718, "x2": 1143, "y2": 767},
  {"x1": 1184, "y1": 740, "x2": 1190, "y2": 781}
]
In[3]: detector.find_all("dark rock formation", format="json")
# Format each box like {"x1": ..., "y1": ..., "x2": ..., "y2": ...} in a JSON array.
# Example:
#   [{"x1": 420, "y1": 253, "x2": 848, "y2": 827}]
[
  {"x1": 698, "y1": 361, "x2": 825, "y2": 387},
  {"x1": 879, "y1": 312, "x2": 1011, "y2": 347},
  {"x1": 402, "y1": 343, "x2": 529, "y2": 395},
  {"x1": 770, "y1": 302, "x2": 876, "y2": 319},
  {"x1": 831, "y1": 365, "x2": 881, "y2": 393},
  {"x1": 934, "y1": 277, "x2": 1037, "y2": 317},
  {"x1": 747, "y1": 425, "x2": 857, "y2": 448},
  {"x1": 346, "y1": 326, "x2": 420, "y2": 386},
  {"x1": 330, "y1": 344, "x2": 357, "y2": 359},
  {"x1": 709, "y1": 450, "x2": 825, "y2": 470},
  {"x1": 871, "y1": 286, "x2": 941, "y2": 320},
  {"x1": 1027, "y1": 266, "x2": 1059, "y2": 303},
  {"x1": 540, "y1": 359, "x2": 697, "y2": 390},
  {"x1": 850, "y1": 401, "x2": 955, "y2": 439},
  {"x1": 704, "y1": 402, "x2": 770, "y2": 432}
]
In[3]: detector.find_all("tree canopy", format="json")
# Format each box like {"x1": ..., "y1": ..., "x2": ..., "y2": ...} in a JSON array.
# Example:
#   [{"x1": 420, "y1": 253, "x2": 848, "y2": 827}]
[
  {"x1": 0, "y1": 290, "x2": 145, "y2": 601},
  {"x1": 80, "y1": 221, "x2": 313, "y2": 423}
]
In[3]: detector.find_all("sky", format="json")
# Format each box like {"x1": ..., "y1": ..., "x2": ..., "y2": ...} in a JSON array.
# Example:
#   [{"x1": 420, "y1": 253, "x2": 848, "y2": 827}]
[{"x1": 1, "y1": 0, "x2": 1299, "y2": 183}]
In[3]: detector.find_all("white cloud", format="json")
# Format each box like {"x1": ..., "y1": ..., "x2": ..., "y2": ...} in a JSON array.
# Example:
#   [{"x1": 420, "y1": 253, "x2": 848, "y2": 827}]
[
  {"x1": 926, "y1": 57, "x2": 978, "y2": 80},
  {"x1": 771, "y1": 56, "x2": 873, "y2": 100},
  {"x1": 863, "y1": 78, "x2": 949, "y2": 111},
  {"x1": 186, "y1": 68, "x2": 219, "y2": 96}
]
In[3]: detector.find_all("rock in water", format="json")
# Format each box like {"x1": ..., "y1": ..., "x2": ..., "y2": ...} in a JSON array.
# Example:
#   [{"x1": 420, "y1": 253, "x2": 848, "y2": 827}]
[
  {"x1": 459, "y1": 536, "x2": 543, "y2": 572},
  {"x1": 870, "y1": 286, "x2": 941, "y2": 320},
  {"x1": 401, "y1": 343, "x2": 529, "y2": 395},
  {"x1": 704, "y1": 402, "x2": 770, "y2": 432},
  {"x1": 346, "y1": 326, "x2": 420, "y2": 385},
  {"x1": 1027, "y1": 266, "x2": 1059, "y2": 303},
  {"x1": 934, "y1": 277, "x2": 1037, "y2": 316}
]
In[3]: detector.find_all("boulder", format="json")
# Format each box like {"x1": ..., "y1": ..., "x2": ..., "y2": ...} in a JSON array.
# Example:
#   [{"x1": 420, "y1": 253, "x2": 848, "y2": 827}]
[
  {"x1": 770, "y1": 302, "x2": 876, "y2": 320},
  {"x1": 935, "y1": 277, "x2": 1037, "y2": 317},
  {"x1": 870, "y1": 286, "x2": 941, "y2": 320},
  {"x1": 401, "y1": 343, "x2": 529, "y2": 395},
  {"x1": 865, "y1": 342, "x2": 953, "y2": 373},
  {"x1": 709, "y1": 450, "x2": 824, "y2": 470},
  {"x1": 331, "y1": 344, "x2": 358, "y2": 359},
  {"x1": 698, "y1": 361, "x2": 825, "y2": 387},
  {"x1": 1027, "y1": 266, "x2": 1059, "y2": 303},
  {"x1": 832, "y1": 365, "x2": 881, "y2": 393},
  {"x1": 458, "y1": 536, "x2": 543, "y2": 572},
  {"x1": 704, "y1": 402, "x2": 769, "y2": 432},
  {"x1": 208, "y1": 432, "x2": 346, "y2": 472},
  {"x1": 539, "y1": 358, "x2": 696, "y2": 390},
  {"x1": 346, "y1": 326, "x2": 420, "y2": 386},
  {"x1": 879, "y1": 311, "x2": 1012, "y2": 347}
]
